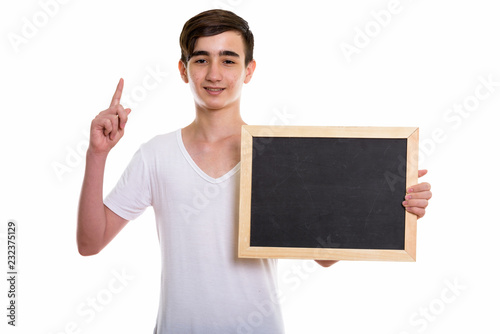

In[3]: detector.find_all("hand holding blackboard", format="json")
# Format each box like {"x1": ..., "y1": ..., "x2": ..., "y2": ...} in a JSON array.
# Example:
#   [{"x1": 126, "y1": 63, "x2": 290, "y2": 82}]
[
  {"x1": 238, "y1": 125, "x2": 424, "y2": 262},
  {"x1": 402, "y1": 169, "x2": 432, "y2": 219}
]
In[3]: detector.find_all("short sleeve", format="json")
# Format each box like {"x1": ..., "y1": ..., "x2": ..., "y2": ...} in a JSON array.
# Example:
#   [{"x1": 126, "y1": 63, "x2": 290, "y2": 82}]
[{"x1": 104, "y1": 146, "x2": 151, "y2": 221}]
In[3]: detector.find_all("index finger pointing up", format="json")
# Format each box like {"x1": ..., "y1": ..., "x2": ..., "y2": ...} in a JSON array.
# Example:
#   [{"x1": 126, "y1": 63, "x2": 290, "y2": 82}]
[{"x1": 110, "y1": 78, "x2": 124, "y2": 107}]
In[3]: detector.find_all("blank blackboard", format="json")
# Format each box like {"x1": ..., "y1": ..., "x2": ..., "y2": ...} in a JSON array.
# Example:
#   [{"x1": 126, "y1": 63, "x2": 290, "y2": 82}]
[{"x1": 238, "y1": 126, "x2": 419, "y2": 262}]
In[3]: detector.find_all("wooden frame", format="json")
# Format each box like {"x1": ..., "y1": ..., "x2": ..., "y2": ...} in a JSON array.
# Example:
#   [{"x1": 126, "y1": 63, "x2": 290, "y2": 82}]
[{"x1": 238, "y1": 125, "x2": 419, "y2": 262}]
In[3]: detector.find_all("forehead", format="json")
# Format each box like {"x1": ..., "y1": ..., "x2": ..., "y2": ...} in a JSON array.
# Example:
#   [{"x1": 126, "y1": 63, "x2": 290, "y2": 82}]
[{"x1": 193, "y1": 30, "x2": 245, "y2": 54}]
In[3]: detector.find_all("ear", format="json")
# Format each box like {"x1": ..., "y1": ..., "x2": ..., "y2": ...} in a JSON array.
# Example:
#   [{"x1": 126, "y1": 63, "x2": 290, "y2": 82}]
[
  {"x1": 243, "y1": 59, "x2": 256, "y2": 84},
  {"x1": 178, "y1": 60, "x2": 189, "y2": 83}
]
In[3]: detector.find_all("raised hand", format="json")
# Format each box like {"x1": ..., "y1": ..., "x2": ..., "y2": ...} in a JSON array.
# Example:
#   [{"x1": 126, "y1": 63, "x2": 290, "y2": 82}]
[{"x1": 89, "y1": 78, "x2": 132, "y2": 155}]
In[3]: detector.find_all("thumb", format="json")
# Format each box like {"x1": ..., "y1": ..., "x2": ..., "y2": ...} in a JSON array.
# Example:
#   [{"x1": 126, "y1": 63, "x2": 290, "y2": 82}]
[{"x1": 119, "y1": 108, "x2": 132, "y2": 130}]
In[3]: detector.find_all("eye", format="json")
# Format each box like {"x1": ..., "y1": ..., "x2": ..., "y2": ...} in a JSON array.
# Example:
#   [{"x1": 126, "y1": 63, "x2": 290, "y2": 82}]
[
  {"x1": 194, "y1": 59, "x2": 207, "y2": 64},
  {"x1": 223, "y1": 59, "x2": 236, "y2": 64}
]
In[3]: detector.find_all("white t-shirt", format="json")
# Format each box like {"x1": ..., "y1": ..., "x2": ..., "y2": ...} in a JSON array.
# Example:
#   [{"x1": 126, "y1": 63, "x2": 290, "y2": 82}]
[{"x1": 104, "y1": 129, "x2": 285, "y2": 334}]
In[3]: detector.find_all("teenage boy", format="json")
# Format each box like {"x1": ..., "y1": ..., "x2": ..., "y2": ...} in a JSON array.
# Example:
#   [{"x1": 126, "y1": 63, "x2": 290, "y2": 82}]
[{"x1": 77, "y1": 9, "x2": 432, "y2": 333}]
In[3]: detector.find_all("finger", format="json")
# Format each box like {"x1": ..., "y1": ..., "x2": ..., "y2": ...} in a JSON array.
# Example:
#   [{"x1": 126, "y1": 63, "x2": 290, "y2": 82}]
[
  {"x1": 108, "y1": 113, "x2": 120, "y2": 141},
  {"x1": 405, "y1": 190, "x2": 432, "y2": 201},
  {"x1": 110, "y1": 78, "x2": 124, "y2": 107},
  {"x1": 405, "y1": 206, "x2": 425, "y2": 219},
  {"x1": 402, "y1": 198, "x2": 428, "y2": 209},
  {"x1": 418, "y1": 169, "x2": 428, "y2": 178},
  {"x1": 115, "y1": 105, "x2": 128, "y2": 129},
  {"x1": 98, "y1": 113, "x2": 120, "y2": 140},
  {"x1": 122, "y1": 108, "x2": 132, "y2": 129},
  {"x1": 101, "y1": 118, "x2": 113, "y2": 137},
  {"x1": 407, "y1": 182, "x2": 431, "y2": 193}
]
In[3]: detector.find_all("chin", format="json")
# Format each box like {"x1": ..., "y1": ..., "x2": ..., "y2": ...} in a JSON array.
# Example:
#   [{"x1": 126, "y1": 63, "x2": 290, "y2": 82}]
[{"x1": 197, "y1": 99, "x2": 238, "y2": 112}]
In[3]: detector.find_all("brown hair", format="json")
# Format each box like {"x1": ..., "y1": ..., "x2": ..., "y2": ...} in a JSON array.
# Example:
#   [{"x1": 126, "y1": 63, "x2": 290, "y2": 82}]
[{"x1": 179, "y1": 9, "x2": 254, "y2": 66}]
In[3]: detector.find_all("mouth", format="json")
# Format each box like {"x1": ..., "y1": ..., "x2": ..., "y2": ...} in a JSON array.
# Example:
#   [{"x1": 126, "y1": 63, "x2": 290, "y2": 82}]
[{"x1": 204, "y1": 87, "x2": 225, "y2": 95}]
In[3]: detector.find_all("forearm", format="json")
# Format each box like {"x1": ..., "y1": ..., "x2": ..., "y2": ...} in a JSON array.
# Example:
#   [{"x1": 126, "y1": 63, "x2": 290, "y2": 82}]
[{"x1": 77, "y1": 150, "x2": 108, "y2": 255}]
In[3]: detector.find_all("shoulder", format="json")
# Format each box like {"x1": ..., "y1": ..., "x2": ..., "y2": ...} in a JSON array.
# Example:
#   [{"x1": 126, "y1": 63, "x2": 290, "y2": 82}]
[
  {"x1": 132, "y1": 129, "x2": 183, "y2": 169},
  {"x1": 139, "y1": 129, "x2": 180, "y2": 154}
]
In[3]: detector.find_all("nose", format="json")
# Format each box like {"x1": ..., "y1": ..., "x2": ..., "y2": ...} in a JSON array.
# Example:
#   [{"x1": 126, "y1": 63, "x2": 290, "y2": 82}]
[{"x1": 206, "y1": 62, "x2": 222, "y2": 82}]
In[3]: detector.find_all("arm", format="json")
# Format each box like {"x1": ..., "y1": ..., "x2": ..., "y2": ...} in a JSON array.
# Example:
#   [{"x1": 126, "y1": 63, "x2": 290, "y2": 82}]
[
  {"x1": 77, "y1": 78, "x2": 132, "y2": 256},
  {"x1": 77, "y1": 151, "x2": 129, "y2": 255}
]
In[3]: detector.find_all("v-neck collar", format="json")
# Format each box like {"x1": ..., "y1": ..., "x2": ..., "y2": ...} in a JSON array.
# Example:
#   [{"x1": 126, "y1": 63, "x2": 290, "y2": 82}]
[{"x1": 176, "y1": 129, "x2": 240, "y2": 184}]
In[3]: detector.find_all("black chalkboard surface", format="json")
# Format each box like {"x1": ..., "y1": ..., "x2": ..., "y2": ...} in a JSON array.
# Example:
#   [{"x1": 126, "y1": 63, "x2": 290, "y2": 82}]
[{"x1": 238, "y1": 126, "x2": 419, "y2": 262}]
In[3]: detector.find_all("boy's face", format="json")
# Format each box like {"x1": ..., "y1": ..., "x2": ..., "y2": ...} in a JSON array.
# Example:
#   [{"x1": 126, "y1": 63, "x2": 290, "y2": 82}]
[{"x1": 178, "y1": 30, "x2": 256, "y2": 113}]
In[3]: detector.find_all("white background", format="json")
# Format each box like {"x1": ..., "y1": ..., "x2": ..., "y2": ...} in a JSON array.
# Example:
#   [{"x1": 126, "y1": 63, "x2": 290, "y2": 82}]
[{"x1": 1, "y1": 0, "x2": 499, "y2": 333}]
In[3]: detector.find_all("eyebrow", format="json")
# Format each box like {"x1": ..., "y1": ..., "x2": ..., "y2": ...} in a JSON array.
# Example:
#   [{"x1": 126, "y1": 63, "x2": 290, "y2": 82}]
[{"x1": 191, "y1": 50, "x2": 240, "y2": 58}]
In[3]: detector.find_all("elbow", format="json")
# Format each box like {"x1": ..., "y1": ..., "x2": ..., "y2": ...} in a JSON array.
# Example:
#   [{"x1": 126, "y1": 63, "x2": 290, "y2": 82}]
[
  {"x1": 315, "y1": 260, "x2": 339, "y2": 268},
  {"x1": 77, "y1": 228, "x2": 104, "y2": 256},
  {"x1": 78, "y1": 248, "x2": 100, "y2": 256},
  {"x1": 78, "y1": 246, "x2": 100, "y2": 256},
  {"x1": 77, "y1": 240, "x2": 102, "y2": 256}
]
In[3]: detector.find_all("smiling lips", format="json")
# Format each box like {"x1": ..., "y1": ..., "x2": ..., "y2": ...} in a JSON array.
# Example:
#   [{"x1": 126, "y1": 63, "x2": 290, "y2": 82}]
[{"x1": 204, "y1": 87, "x2": 225, "y2": 95}]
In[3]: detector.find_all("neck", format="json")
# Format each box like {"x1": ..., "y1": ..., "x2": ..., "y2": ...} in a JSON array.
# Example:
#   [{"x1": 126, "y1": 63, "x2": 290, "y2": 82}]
[{"x1": 186, "y1": 104, "x2": 246, "y2": 142}]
